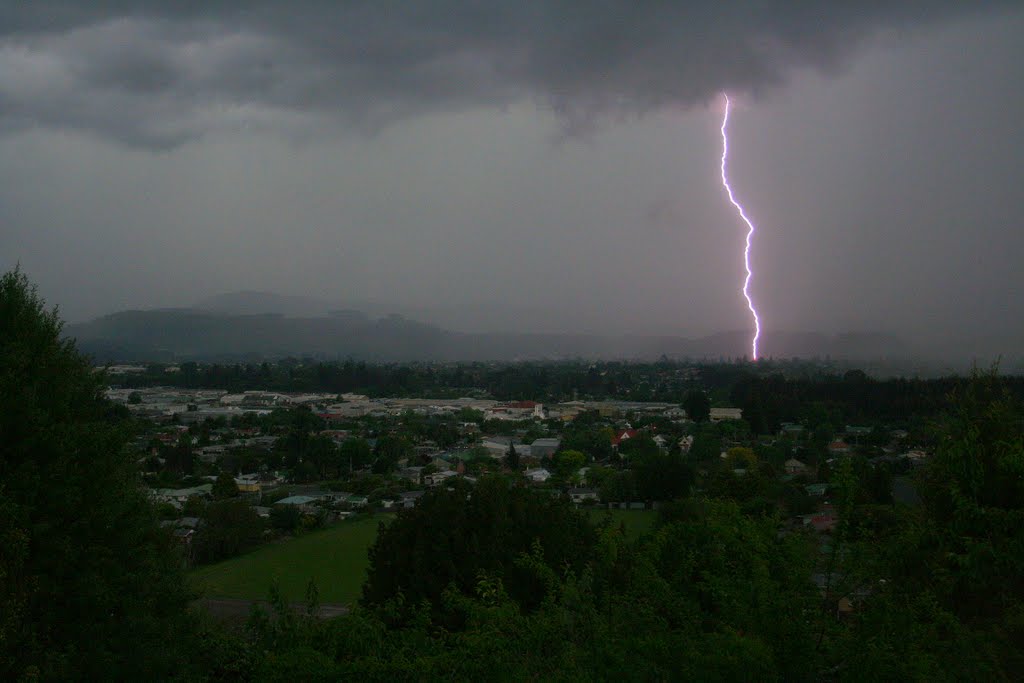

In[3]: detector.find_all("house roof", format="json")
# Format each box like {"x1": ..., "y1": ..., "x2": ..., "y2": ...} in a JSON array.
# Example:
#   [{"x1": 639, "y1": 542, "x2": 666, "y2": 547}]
[
  {"x1": 275, "y1": 495, "x2": 319, "y2": 506},
  {"x1": 508, "y1": 401, "x2": 538, "y2": 409},
  {"x1": 611, "y1": 429, "x2": 640, "y2": 446}
]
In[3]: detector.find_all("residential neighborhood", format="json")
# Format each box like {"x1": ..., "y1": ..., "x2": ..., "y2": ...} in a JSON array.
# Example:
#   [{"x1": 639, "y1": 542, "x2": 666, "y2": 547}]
[{"x1": 111, "y1": 375, "x2": 931, "y2": 604}]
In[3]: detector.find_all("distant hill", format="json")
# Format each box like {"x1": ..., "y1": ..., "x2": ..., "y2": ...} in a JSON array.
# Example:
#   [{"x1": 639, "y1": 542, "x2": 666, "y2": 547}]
[
  {"x1": 194, "y1": 291, "x2": 340, "y2": 317},
  {"x1": 66, "y1": 307, "x2": 914, "y2": 363}
]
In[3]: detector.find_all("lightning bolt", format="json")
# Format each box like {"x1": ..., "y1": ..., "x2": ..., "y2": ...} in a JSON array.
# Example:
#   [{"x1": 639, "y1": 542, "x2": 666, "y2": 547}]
[{"x1": 720, "y1": 93, "x2": 762, "y2": 360}]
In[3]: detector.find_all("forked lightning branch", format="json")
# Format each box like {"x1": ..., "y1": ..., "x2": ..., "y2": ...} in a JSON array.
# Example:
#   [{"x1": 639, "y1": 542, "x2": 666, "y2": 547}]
[{"x1": 719, "y1": 94, "x2": 762, "y2": 360}]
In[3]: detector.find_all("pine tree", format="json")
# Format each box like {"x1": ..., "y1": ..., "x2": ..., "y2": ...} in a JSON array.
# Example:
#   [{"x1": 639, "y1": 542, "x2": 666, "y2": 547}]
[
  {"x1": 505, "y1": 440, "x2": 520, "y2": 471},
  {"x1": 0, "y1": 268, "x2": 195, "y2": 679}
]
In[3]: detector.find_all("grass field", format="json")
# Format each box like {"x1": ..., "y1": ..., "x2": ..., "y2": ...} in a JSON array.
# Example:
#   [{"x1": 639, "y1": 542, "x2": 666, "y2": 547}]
[
  {"x1": 191, "y1": 515, "x2": 391, "y2": 604},
  {"x1": 588, "y1": 508, "x2": 657, "y2": 539},
  {"x1": 192, "y1": 508, "x2": 658, "y2": 605}
]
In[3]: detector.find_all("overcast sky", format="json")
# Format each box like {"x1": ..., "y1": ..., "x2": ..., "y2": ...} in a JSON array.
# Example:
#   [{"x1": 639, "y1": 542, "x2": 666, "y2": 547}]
[{"x1": 2, "y1": 2, "x2": 1022, "y2": 359}]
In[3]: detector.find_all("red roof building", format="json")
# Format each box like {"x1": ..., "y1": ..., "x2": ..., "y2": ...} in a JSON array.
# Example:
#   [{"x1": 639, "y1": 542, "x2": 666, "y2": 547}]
[{"x1": 611, "y1": 429, "x2": 640, "y2": 447}]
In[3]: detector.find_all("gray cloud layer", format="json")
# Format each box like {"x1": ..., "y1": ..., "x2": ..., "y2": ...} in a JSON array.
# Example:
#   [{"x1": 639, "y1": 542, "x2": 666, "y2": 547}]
[{"x1": 0, "y1": 2, "x2": 1013, "y2": 146}]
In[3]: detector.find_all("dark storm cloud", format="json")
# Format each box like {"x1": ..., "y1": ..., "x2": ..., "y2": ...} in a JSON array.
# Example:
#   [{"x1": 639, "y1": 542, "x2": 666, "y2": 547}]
[{"x1": 0, "y1": 1, "x2": 1012, "y2": 146}]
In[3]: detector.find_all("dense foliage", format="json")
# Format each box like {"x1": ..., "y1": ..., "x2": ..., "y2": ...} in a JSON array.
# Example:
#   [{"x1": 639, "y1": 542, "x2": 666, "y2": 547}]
[
  {"x1": 362, "y1": 477, "x2": 596, "y2": 623},
  {"x1": 0, "y1": 270, "x2": 195, "y2": 679}
]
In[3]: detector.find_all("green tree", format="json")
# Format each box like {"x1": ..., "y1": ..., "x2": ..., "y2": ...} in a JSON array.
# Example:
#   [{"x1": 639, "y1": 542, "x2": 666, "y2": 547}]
[
  {"x1": 559, "y1": 425, "x2": 614, "y2": 462},
  {"x1": 0, "y1": 269, "x2": 194, "y2": 679},
  {"x1": 504, "y1": 440, "x2": 520, "y2": 471},
  {"x1": 456, "y1": 407, "x2": 485, "y2": 424},
  {"x1": 599, "y1": 470, "x2": 637, "y2": 503},
  {"x1": 193, "y1": 499, "x2": 264, "y2": 564},
  {"x1": 830, "y1": 371, "x2": 1024, "y2": 679},
  {"x1": 340, "y1": 437, "x2": 373, "y2": 473},
  {"x1": 269, "y1": 504, "x2": 302, "y2": 533},
  {"x1": 372, "y1": 435, "x2": 411, "y2": 474},
  {"x1": 305, "y1": 434, "x2": 341, "y2": 480},
  {"x1": 618, "y1": 434, "x2": 660, "y2": 460},
  {"x1": 212, "y1": 470, "x2": 240, "y2": 499},
  {"x1": 688, "y1": 429, "x2": 722, "y2": 463},
  {"x1": 585, "y1": 464, "x2": 615, "y2": 489},
  {"x1": 555, "y1": 449, "x2": 586, "y2": 481},
  {"x1": 683, "y1": 390, "x2": 711, "y2": 423},
  {"x1": 280, "y1": 406, "x2": 326, "y2": 469},
  {"x1": 725, "y1": 446, "x2": 757, "y2": 470},
  {"x1": 633, "y1": 450, "x2": 693, "y2": 502},
  {"x1": 362, "y1": 476, "x2": 595, "y2": 623}
]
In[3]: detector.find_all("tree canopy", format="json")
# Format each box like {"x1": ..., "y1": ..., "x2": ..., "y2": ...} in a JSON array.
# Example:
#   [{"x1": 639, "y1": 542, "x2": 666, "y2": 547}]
[
  {"x1": 362, "y1": 476, "x2": 595, "y2": 623},
  {"x1": 0, "y1": 268, "x2": 194, "y2": 679}
]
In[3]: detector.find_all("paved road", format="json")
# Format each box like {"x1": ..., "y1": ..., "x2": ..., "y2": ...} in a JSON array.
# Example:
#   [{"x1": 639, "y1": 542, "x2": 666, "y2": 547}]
[{"x1": 195, "y1": 597, "x2": 350, "y2": 621}]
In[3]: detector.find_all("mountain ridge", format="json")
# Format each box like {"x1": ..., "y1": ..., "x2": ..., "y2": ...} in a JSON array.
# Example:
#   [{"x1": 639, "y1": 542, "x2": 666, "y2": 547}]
[{"x1": 67, "y1": 305, "x2": 913, "y2": 363}]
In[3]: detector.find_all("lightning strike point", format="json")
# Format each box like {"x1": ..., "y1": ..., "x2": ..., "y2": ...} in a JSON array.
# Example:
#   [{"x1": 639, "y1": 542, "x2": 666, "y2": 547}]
[{"x1": 720, "y1": 93, "x2": 762, "y2": 360}]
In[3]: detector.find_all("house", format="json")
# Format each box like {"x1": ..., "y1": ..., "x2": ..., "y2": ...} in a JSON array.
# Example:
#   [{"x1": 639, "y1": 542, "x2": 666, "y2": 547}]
[
  {"x1": 568, "y1": 488, "x2": 599, "y2": 505},
  {"x1": 805, "y1": 483, "x2": 829, "y2": 497},
  {"x1": 784, "y1": 458, "x2": 808, "y2": 475},
  {"x1": 904, "y1": 449, "x2": 929, "y2": 466},
  {"x1": 424, "y1": 470, "x2": 459, "y2": 487},
  {"x1": 430, "y1": 456, "x2": 454, "y2": 471},
  {"x1": 160, "y1": 517, "x2": 200, "y2": 531},
  {"x1": 779, "y1": 423, "x2": 805, "y2": 437},
  {"x1": 151, "y1": 483, "x2": 213, "y2": 505},
  {"x1": 346, "y1": 495, "x2": 369, "y2": 508},
  {"x1": 481, "y1": 438, "x2": 530, "y2": 459},
  {"x1": 801, "y1": 510, "x2": 838, "y2": 532},
  {"x1": 320, "y1": 429, "x2": 350, "y2": 444},
  {"x1": 827, "y1": 440, "x2": 852, "y2": 456},
  {"x1": 172, "y1": 527, "x2": 195, "y2": 548},
  {"x1": 652, "y1": 435, "x2": 669, "y2": 450},
  {"x1": 398, "y1": 466, "x2": 424, "y2": 483},
  {"x1": 234, "y1": 474, "x2": 261, "y2": 493},
  {"x1": 611, "y1": 429, "x2": 640, "y2": 448},
  {"x1": 709, "y1": 407, "x2": 743, "y2": 422},
  {"x1": 274, "y1": 495, "x2": 320, "y2": 513},
  {"x1": 321, "y1": 491, "x2": 353, "y2": 505},
  {"x1": 400, "y1": 490, "x2": 425, "y2": 508},
  {"x1": 529, "y1": 438, "x2": 561, "y2": 459},
  {"x1": 524, "y1": 468, "x2": 551, "y2": 483}
]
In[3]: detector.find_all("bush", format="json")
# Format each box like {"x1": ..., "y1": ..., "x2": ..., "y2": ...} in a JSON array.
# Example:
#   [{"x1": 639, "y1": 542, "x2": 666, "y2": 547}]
[
  {"x1": 270, "y1": 504, "x2": 302, "y2": 532},
  {"x1": 194, "y1": 500, "x2": 264, "y2": 564},
  {"x1": 362, "y1": 476, "x2": 595, "y2": 623}
]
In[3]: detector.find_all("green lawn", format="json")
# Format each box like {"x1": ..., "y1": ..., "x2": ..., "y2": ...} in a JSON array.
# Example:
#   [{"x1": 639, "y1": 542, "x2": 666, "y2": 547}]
[
  {"x1": 588, "y1": 508, "x2": 657, "y2": 539},
  {"x1": 191, "y1": 515, "x2": 391, "y2": 605},
  {"x1": 192, "y1": 509, "x2": 657, "y2": 605}
]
